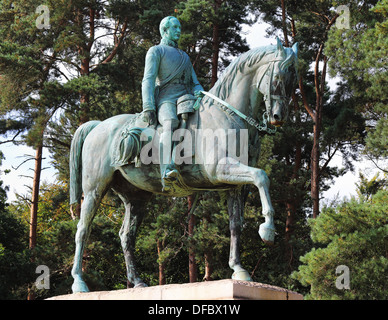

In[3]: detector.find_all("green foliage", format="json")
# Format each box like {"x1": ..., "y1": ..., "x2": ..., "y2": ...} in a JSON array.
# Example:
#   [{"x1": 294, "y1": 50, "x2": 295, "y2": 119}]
[
  {"x1": 356, "y1": 172, "x2": 388, "y2": 201},
  {"x1": 136, "y1": 196, "x2": 188, "y2": 285},
  {"x1": 0, "y1": 0, "x2": 69, "y2": 148},
  {"x1": 0, "y1": 176, "x2": 33, "y2": 299},
  {"x1": 177, "y1": 0, "x2": 252, "y2": 86},
  {"x1": 191, "y1": 192, "x2": 230, "y2": 279},
  {"x1": 326, "y1": 0, "x2": 388, "y2": 160},
  {"x1": 0, "y1": 181, "x2": 127, "y2": 299},
  {"x1": 29, "y1": 215, "x2": 126, "y2": 299},
  {"x1": 293, "y1": 190, "x2": 388, "y2": 299},
  {"x1": 243, "y1": 194, "x2": 313, "y2": 292}
]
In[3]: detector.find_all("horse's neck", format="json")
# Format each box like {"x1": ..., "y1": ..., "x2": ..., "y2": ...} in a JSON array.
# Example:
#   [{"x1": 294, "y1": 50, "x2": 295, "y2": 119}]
[
  {"x1": 209, "y1": 53, "x2": 274, "y2": 117},
  {"x1": 199, "y1": 50, "x2": 279, "y2": 132},
  {"x1": 210, "y1": 74, "x2": 259, "y2": 123}
]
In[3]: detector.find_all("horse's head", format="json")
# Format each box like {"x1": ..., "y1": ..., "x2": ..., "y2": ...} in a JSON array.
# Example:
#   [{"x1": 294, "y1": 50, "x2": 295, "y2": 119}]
[
  {"x1": 206, "y1": 40, "x2": 298, "y2": 132},
  {"x1": 256, "y1": 38, "x2": 299, "y2": 127}
]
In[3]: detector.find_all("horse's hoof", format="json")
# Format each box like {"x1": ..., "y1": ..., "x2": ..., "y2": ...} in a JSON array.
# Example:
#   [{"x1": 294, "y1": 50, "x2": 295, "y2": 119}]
[
  {"x1": 134, "y1": 282, "x2": 148, "y2": 288},
  {"x1": 72, "y1": 279, "x2": 90, "y2": 293},
  {"x1": 259, "y1": 222, "x2": 275, "y2": 245},
  {"x1": 232, "y1": 270, "x2": 253, "y2": 282}
]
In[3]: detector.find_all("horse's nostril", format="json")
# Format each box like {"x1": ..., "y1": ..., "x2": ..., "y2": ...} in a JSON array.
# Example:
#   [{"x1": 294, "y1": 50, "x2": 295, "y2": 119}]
[{"x1": 274, "y1": 114, "x2": 280, "y2": 121}]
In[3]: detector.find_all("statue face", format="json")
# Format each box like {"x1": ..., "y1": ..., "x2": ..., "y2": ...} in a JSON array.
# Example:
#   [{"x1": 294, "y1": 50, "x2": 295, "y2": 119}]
[{"x1": 163, "y1": 18, "x2": 181, "y2": 42}]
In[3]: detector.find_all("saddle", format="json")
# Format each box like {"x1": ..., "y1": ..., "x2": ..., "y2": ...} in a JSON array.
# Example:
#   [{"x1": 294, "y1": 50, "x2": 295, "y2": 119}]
[{"x1": 111, "y1": 94, "x2": 199, "y2": 168}]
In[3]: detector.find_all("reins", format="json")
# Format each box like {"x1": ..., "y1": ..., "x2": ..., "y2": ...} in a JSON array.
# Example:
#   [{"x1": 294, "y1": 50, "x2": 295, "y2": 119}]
[
  {"x1": 192, "y1": 54, "x2": 293, "y2": 135},
  {"x1": 194, "y1": 90, "x2": 277, "y2": 134}
]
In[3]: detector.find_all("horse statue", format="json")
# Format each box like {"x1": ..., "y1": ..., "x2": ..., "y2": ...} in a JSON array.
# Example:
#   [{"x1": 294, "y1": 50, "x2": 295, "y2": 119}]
[{"x1": 69, "y1": 38, "x2": 299, "y2": 293}]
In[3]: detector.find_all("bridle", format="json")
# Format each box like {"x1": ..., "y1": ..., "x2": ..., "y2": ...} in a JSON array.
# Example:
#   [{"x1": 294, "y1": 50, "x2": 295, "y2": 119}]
[
  {"x1": 256, "y1": 57, "x2": 288, "y2": 124},
  {"x1": 194, "y1": 56, "x2": 288, "y2": 134},
  {"x1": 194, "y1": 90, "x2": 276, "y2": 134}
]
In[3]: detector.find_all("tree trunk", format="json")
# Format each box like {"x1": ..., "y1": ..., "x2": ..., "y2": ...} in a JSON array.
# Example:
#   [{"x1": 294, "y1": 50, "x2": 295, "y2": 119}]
[
  {"x1": 202, "y1": 199, "x2": 213, "y2": 281},
  {"x1": 210, "y1": 24, "x2": 219, "y2": 88},
  {"x1": 284, "y1": 201, "x2": 296, "y2": 273},
  {"x1": 29, "y1": 144, "x2": 43, "y2": 250},
  {"x1": 187, "y1": 195, "x2": 197, "y2": 282},
  {"x1": 280, "y1": 0, "x2": 290, "y2": 47},
  {"x1": 311, "y1": 47, "x2": 327, "y2": 218},
  {"x1": 27, "y1": 144, "x2": 43, "y2": 300},
  {"x1": 76, "y1": 7, "x2": 91, "y2": 125},
  {"x1": 203, "y1": 250, "x2": 213, "y2": 281},
  {"x1": 284, "y1": 120, "x2": 302, "y2": 267},
  {"x1": 79, "y1": 56, "x2": 90, "y2": 124},
  {"x1": 281, "y1": 5, "x2": 338, "y2": 219},
  {"x1": 210, "y1": 0, "x2": 222, "y2": 87},
  {"x1": 311, "y1": 121, "x2": 321, "y2": 218},
  {"x1": 157, "y1": 239, "x2": 166, "y2": 285},
  {"x1": 280, "y1": 0, "x2": 298, "y2": 264}
]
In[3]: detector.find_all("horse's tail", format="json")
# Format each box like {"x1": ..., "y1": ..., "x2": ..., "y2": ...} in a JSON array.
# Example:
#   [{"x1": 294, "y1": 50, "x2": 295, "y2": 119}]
[{"x1": 69, "y1": 120, "x2": 101, "y2": 206}]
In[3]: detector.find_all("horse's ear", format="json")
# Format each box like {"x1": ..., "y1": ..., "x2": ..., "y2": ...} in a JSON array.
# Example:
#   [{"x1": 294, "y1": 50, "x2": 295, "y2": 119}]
[
  {"x1": 292, "y1": 42, "x2": 299, "y2": 56},
  {"x1": 276, "y1": 37, "x2": 286, "y2": 57}
]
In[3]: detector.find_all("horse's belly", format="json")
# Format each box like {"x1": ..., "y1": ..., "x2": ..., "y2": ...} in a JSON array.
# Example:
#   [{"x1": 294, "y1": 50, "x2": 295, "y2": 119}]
[
  {"x1": 118, "y1": 164, "x2": 165, "y2": 193},
  {"x1": 118, "y1": 163, "x2": 228, "y2": 197}
]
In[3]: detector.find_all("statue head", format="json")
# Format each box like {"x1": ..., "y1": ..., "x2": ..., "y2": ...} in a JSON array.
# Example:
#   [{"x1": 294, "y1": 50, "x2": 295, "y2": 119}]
[{"x1": 159, "y1": 16, "x2": 181, "y2": 43}]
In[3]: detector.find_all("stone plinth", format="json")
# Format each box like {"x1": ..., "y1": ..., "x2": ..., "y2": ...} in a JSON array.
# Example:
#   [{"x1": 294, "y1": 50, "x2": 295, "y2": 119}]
[{"x1": 47, "y1": 279, "x2": 303, "y2": 300}]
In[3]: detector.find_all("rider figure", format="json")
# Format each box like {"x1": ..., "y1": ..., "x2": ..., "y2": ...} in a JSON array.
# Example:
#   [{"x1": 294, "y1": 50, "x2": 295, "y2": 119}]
[{"x1": 141, "y1": 16, "x2": 203, "y2": 190}]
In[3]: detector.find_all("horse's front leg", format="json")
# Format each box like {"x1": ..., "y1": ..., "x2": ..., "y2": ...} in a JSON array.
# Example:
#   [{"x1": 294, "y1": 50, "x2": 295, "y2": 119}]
[
  {"x1": 213, "y1": 160, "x2": 276, "y2": 245},
  {"x1": 255, "y1": 169, "x2": 276, "y2": 245}
]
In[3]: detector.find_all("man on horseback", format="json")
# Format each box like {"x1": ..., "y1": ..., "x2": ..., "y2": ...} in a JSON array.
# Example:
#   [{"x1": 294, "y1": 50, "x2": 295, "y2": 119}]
[{"x1": 141, "y1": 16, "x2": 204, "y2": 190}]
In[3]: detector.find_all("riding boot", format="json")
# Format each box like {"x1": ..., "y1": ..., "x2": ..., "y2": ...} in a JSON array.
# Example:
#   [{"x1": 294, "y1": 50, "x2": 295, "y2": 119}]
[{"x1": 159, "y1": 122, "x2": 178, "y2": 190}]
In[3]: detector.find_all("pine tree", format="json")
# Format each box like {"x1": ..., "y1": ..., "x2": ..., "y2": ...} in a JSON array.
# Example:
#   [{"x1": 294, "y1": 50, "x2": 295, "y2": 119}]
[
  {"x1": 0, "y1": 152, "x2": 33, "y2": 299},
  {"x1": 326, "y1": 0, "x2": 388, "y2": 169},
  {"x1": 136, "y1": 196, "x2": 188, "y2": 285},
  {"x1": 0, "y1": 0, "x2": 70, "y2": 250},
  {"x1": 177, "y1": 0, "x2": 253, "y2": 87},
  {"x1": 254, "y1": 0, "x2": 372, "y2": 218},
  {"x1": 292, "y1": 187, "x2": 388, "y2": 299},
  {"x1": 356, "y1": 172, "x2": 388, "y2": 202}
]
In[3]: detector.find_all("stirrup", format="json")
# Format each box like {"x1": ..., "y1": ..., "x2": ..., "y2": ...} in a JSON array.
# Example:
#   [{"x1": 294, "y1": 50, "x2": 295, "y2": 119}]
[
  {"x1": 164, "y1": 168, "x2": 179, "y2": 181},
  {"x1": 161, "y1": 166, "x2": 179, "y2": 192}
]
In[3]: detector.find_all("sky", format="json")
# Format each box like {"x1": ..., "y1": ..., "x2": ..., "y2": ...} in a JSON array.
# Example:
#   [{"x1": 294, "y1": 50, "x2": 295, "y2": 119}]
[{"x1": 0, "y1": 19, "x2": 380, "y2": 203}]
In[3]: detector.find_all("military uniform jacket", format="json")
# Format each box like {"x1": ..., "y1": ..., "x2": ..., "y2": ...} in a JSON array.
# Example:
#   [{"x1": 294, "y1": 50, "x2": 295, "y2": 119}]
[{"x1": 142, "y1": 41, "x2": 203, "y2": 112}]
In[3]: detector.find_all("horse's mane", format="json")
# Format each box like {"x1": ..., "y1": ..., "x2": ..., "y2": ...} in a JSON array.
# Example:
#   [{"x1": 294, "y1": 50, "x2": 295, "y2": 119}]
[{"x1": 210, "y1": 45, "x2": 297, "y2": 100}]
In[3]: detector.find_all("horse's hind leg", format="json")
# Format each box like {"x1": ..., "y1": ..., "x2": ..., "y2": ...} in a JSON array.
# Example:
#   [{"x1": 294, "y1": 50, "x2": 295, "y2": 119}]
[
  {"x1": 112, "y1": 176, "x2": 150, "y2": 287},
  {"x1": 119, "y1": 197, "x2": 148, "y2": 287},
  {"x1": 227, "y1": 188, "x2": 252, "y2": 281},
  {"x1": 71, "y1": 190, "x2": 103, "y2": 293}
]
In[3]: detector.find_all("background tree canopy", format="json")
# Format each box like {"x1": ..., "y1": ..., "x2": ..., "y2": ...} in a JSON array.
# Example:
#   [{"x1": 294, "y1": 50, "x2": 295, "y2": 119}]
[{"x1": 0, "y1": 0, "x2": 386, "y2": 300}]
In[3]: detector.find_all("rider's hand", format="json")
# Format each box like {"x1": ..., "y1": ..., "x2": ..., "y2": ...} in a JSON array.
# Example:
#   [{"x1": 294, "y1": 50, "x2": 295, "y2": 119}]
[
  {"x1": 194, "y1": 90, "x2": 204, "y2": 98},
  {"x1": 143, "y1": 110, "x2": 156, "y2": 126}
]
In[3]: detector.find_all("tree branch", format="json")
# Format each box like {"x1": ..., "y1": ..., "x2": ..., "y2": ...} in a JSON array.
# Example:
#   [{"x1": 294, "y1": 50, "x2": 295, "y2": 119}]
[
  {"x1": 314, "y1": 43, "x2": 324, "y2": 107},
  {"x1": 0, "y1": 130, "x2": 24, "y2": 145},
  {"x1": 298, "y1": 77, "x2": 315, "y2": 121},
  {"x1": 11, "y1": 157, "x2": 36, "y2": 170},
  {"x1": 100, "y1": 18, "x2": 128, "y2": 65},
  {"x1": 319, "y1": 144, "x2": 339, "y2": 178},
  {"x1": 365, "y1": 154, "x2": 388, "y2": 174},
  {"x1": 87, "y1": 8, "x2": 95, "y2": 52},
  {"x1": 310, "y1": 11, "x2": 330, "y2": 24}
]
